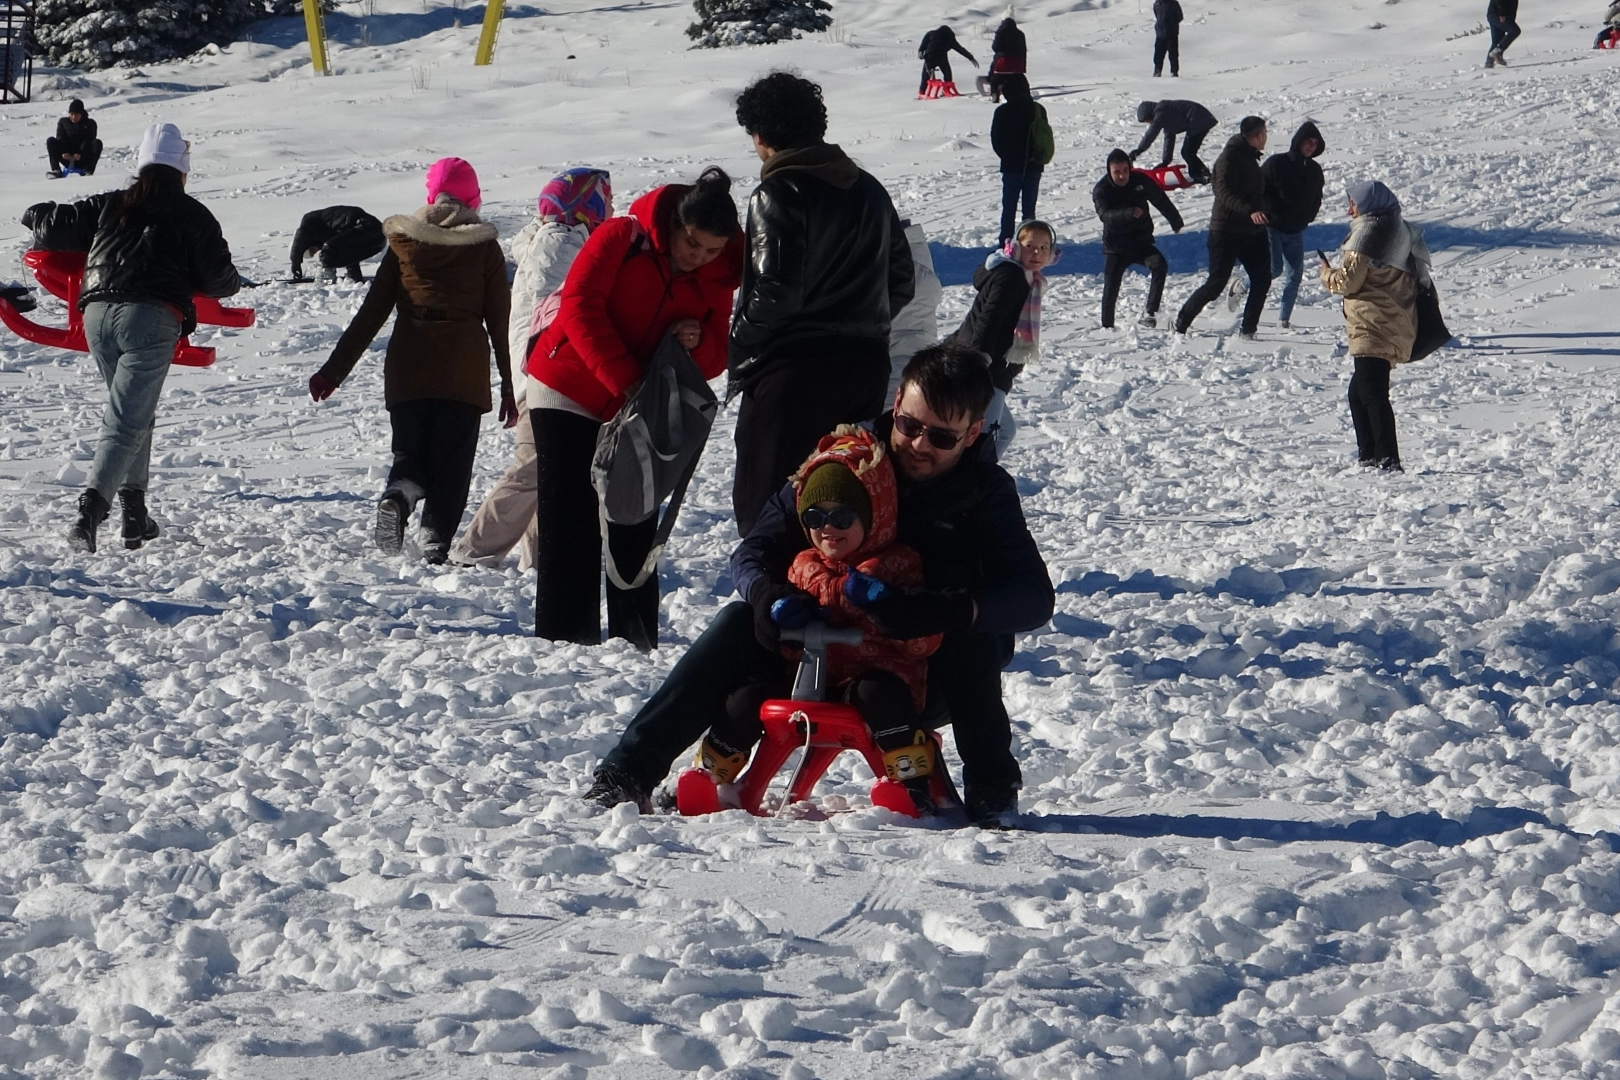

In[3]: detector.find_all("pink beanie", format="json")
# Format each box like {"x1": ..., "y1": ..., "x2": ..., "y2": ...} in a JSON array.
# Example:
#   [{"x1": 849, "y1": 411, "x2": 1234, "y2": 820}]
[{"x1": 425, "y1": 157, "x2": 481, "y2": 211}]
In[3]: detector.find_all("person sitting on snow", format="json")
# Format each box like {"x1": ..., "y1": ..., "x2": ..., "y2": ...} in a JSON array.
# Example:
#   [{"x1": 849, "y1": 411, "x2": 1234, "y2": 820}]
[
  {"x1": 289, "y1": 206, "x2": 386, "y2": 283},
  {"x1": 691, "y1": 427, "x2": 946, "y2": 814},
  {"x1": 47, "y1": 100, "x2": 102, "y2": 179},
  {"x1": 918, "y1": 24, "x2": 977, "y2": 94}
]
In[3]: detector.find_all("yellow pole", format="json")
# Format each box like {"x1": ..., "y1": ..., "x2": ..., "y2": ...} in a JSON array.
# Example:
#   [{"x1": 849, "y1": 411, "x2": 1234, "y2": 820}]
[
  {"x1": 302, "y1": 0, "x2": 330, "y2": 76},
  {"x1": 474, "y1": 0, "x2": 505, "y2": 65}
]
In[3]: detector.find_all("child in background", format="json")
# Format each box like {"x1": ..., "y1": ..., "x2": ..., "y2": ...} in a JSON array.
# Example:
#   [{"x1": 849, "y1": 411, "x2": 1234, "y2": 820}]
[{"x1": 695, "y1": 427, "x2": 945, "y2": 812}]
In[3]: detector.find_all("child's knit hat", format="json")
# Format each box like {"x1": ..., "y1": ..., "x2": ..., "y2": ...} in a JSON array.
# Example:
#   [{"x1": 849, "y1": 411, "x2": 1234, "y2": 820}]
[{"x1": 797, "y1": 462, "x2": 871, "y2": 532}]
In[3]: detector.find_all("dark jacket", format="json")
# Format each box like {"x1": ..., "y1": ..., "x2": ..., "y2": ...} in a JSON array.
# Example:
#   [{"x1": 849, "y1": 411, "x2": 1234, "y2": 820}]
[
  {"x1": 1488, "y1": 0, "x2": 1518, "y2": 20},
  {"x1": 991, "y1": 19, "x2": 1026, "y2": 58},
  {"x1": 319, "y1": 198, "x2": 512, "y2": 413},
  {"x1": 22, "y1": 189, "x2": 239, "y2": 335},
  {"x1": 1261, "y1": 122, "x2": 1326, "y2": 234},
  {"x1": 290, "y1": 205, "x2": 383, "y2": 265},
  {"x1": 946, "y1": 260, "x2": 1030, "y2": 393},
  {"x1": 1153, "y1": 0, "x2": 1183, "y2": 35},
  {"x1": 1092, "y1": 169, "x2": 1185, "y2": 255},
  {"x1": 919, "y1": 25, "x2": 976, "y2": 66},
  {"x1": 729, "y1": 143, "x2": 915, "y2": 387},
  {"x1": 1131, "y1": 100, "x2": 1218, "y2": 162},
  {"x1": 990, "y1": 93, "x2": 1049, "y2": 175},
  {"x1": 732, "y1": 413, "x2": 1054, "y2": 647},
  {"x1": 53, "y1": 115, "x2": 98, "y2": 153},
  {"x1": 1210, "y1": 134, "x2": 1268, "y2": 236}
]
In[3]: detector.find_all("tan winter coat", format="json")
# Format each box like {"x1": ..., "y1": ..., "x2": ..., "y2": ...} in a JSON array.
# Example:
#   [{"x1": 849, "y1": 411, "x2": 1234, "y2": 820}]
[
  {"x1": 321, "y1": 197, "x2": 513, "y2": 412},
  {"x1": 1321, "y1": 251, "x2": 1417, "y2": 366}
]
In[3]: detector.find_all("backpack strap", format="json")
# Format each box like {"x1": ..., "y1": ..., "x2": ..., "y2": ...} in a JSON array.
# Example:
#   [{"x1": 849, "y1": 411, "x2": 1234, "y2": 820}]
[{"x1": 602, "y1": 436, "x2": 705, "y2": 592}]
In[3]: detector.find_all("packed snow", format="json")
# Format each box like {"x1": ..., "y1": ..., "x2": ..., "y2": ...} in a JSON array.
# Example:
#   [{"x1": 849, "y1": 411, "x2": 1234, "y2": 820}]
[{"x1": 3, "y1": 0, "x2": 1620, "y2": 1077}]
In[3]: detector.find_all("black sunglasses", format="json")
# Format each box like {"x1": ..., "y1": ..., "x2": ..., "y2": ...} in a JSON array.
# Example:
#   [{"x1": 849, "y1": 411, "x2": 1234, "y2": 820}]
[
  {"x1": 893, "y1": 411, "x2": 969, "y2": 451},
  {"x1": 801, "y1": 505, "x2": 862, "y2": 531}
]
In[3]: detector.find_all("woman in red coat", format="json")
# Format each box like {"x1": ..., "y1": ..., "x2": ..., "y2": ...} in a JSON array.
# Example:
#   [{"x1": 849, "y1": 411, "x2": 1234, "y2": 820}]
[{"x1": 528, "y1": 167, "x2": 743, "y2": 649}]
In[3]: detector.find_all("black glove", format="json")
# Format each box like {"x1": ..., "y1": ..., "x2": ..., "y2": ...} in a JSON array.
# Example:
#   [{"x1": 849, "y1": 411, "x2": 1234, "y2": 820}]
[
  {"x1": 864, "y1": 590, "x2": 976, "y2": 640},
  {"x1": 749, "y1": 581, "x2": 807, "y2": 651}
]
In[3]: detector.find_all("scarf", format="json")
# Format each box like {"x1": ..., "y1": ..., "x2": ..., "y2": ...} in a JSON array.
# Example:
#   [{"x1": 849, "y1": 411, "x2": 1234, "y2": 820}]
[{"x1": 986, "y1": 242, "x2": 1044, "y2": 365}]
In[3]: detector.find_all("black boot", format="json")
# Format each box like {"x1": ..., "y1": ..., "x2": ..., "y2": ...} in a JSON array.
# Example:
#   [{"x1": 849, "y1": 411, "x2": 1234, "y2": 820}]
[
  {"x1": 345, "y1": 264, "x2": 366, "y2": 282},
  {"x1": 119, "y1": 489, "x2": 160, "y2": 550},
  {"x1": 68, "y1": 489, "x2": 110, "y2": 553}
]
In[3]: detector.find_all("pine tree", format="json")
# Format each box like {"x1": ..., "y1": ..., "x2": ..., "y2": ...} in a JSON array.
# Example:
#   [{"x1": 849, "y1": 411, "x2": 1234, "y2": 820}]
[
  {"x1": 34, "y1": 0, "x2": 269, "y2": 70},
  {"x1": 687, "y1": 0, "x2": 832, "y2": 49}
]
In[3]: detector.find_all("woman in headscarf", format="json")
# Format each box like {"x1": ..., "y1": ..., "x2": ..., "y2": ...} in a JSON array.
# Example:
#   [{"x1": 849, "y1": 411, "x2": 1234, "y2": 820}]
[{"x1": 1318, "y1": 180, "x2": 1432, "y2": 472}]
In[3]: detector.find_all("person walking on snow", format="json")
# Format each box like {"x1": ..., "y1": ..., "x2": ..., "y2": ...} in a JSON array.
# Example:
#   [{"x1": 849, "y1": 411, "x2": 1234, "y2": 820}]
[
  {"x1": 528, "y1": 169, "x2": 743, "y2": 650},
  {"x1": 729, "y1": 72, "x2": 915, "y2": 537},
  {"x1": 991, "y1": 74, "x2": 1054, "y2": 246},
  {"x1": 449, "y1": 167, "x2": 612, "y2": 572},
  {"x1": 47, "y1": 99, "x2": 102, "y2": 178},
  {"x1": 945, "y1": 220, "x2": 1056, "y2": 457},
  {"x1": 1130, "y1": 99, "x2": 1217, "y2": 184},
  {"x1": 1175, "y1": 116, "x2": 1273, "y2": 339},
  {"x1": 981, "y1": 9, "x2": 1027, "y2": 102},
  {"x1": 1320, "y1": 180, "x2": 1432, "y2": 473},
  {"x1": 691, "y1": 426, "x2": 946, "y2": 814},
  {"x1": 918, "y1": 24, "x2": 977, "y2": 94},
  {"x1": 887, "y1": 220, "x2": 943, "y2": 401},
  {"x1": 1261, "y1": 121, "x2": 1326, "y2": 328},
  {"x1": 1486, "y1": 0, "x2": 1521, "y2": 66},
  {"x1": 1152, "y1": 0, "x2": 1183, "y2": 77},
  {"x1": 289, "y1": 206, "x2": 385, "y2": 283},
  {"x1": 1093, "y1": 149, "x2": 1184, "y2": 330},
  {"x1": 23, "y1": 123, "x2": 240, "y2": 553},
  {"x1": 310, "y1": 157, "x2": 517, "y2": 566}
]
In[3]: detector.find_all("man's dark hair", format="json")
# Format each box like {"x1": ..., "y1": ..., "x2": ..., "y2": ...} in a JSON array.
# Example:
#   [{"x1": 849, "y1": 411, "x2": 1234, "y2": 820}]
[
  {"x1": 1106, "y1": 148, "x2": 1131, "y2": 167},
  {"x1": 999, "y1": 73, "x2": 1031, "y2": 99},
  {"x1": 1240, "y1": 115, "x2": 1267, "y2": 138},
  {"x1": 735, "y1": 72, "x2": 828, "y2": 151},
  {"x1": 898, "y1": 344, "x2": 995, "y2": 424}
]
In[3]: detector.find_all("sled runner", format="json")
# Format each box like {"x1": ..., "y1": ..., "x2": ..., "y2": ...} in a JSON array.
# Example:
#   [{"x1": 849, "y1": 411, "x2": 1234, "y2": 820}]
[
  {"x1": 675, "y1": 623, "x2": 960, "y2": 820},
  {"x1": 919, "y1": 78, "x2": 962, "y2": 99},
  {"x1": 0, "y1": 250, "x2": 255, "y2": 368},
  {"x1": 1142, "y1": 163, "x2": 1196, "y2": 191}
]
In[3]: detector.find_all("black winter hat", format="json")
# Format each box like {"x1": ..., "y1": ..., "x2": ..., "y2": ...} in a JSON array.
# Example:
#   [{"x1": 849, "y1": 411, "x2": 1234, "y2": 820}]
[
  {"x1": 797, "y1": 463, "x2": 871, "y2": 533},
  {"x1": 69, "y1": 98, "x2": 86, "y2": 114},
  {"x1": 1136, "y1": 101, "x2": 1156, "y2": 123},
  {"x1": 1107, "y1": 148, "x2": 1132, "y2": 167}
]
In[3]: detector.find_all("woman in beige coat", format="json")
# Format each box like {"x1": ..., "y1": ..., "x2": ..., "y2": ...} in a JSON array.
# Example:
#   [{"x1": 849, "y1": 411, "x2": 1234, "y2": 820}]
[{"x1": 1319, "y1": 180, "x2": 1431, "y2": 472}]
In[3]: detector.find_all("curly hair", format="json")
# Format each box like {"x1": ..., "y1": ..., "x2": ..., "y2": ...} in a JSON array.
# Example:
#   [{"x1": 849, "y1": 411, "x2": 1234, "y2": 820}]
[{"x1": 734, "y1": 71, "x2": 828, "y2": 151}]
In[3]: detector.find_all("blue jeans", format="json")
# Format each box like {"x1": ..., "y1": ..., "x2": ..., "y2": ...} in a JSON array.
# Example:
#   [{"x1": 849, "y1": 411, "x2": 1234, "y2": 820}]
[
  {"x1": 1269, "y1": 228, "x2": 1306, "y2": 323},
  {"x1": 999, "y1": 172, "x2": 1040, "y2": 245},
  {"x1": 83, "y1": 301, "x2": 181, "y2": 501}
]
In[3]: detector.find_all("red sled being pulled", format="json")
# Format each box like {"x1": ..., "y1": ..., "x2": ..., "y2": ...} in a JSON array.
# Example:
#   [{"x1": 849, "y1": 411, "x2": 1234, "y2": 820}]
[
  {"x1": 919, "y1": 78, "x2": 962, "y2": 100},
  {"x1": 675, "y1": 623, "x2": 961, "y2": 819},
  {"x1": 0, "y1": 250, "x2": 255, "y2": 367}
]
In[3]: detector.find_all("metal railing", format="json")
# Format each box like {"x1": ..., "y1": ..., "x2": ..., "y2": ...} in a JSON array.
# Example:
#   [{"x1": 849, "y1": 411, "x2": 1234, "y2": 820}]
[{"x1": 1, "y1": 0, "x2": 34, "y2": 104}]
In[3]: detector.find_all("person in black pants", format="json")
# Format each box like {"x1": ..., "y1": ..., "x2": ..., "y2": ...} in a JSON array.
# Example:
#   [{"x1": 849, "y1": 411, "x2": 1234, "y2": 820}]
[
  {"x1": 1152, "y1": 0, "x2": 1183, "y2": 76},
  {"x1": 585, "y1": 345, "x2": 1055, "y2": 827},
  {"x1": 1176, "y1": 116, "x2": 1273, "y2": 339},
  {"x1": 290, "y1": 206, "x2": 386, "y2": 282},
  {"x1": 1129, "y1": 99, "x2": 1218, "y2": 184},
  {"x1": 990, "y1": 75, "x2": 1051, "y2": 245},
  {"x1": 1093, "y1": 149, "x2": 1184, "y2": 329},
  {"x1": 729, "y1": 72, "x2": 915, "y2": 537},
  {"x1": 917, "y1": 24, "x2": 977, "y2": 93},
  {"x1": 1485, "y1": 0, "x2": 1521, "y2": 66},
  {"x1": 46, "y1": 100, "x2": 102, "y2": 178}
]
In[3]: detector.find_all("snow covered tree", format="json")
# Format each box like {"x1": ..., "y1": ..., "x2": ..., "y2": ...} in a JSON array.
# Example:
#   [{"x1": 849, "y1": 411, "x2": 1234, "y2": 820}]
[
  {"x1": 34, "y1": 0, "x2": 267, "y2": 70},
  {"x1": 687, "y1": 0, "x2": 832, "y2": 48}
]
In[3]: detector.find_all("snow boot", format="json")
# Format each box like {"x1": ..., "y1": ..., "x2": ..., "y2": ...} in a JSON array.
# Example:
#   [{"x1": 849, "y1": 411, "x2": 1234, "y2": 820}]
[
  {"x1": 319, "y1": 265, "x2": 338, "y2": 284},
  {"x1": 694, "y1": 735, "x2": 750, "y2": 785},
  {"x1": 118, "y1": 489, "x2": 159, "y2": 550},
  {"x1": 345, "y1": 264, "x2": 366, "y2": 283},
  {"x1": 584, "y1": 763, "x2": 651, "y2": 813},
  {"x1": 1239, "y1": 329, "x2": 1258, "y2": 341},
  {"x1": 68, "y1": 489, "x2": 110, "y2": 553},
  {"x1": 374, "y1": 492, "x2": 408, "y2": 555},
  {"x1": 1138, "y1": 312, "x2": 1158, "y2": 329},
  {"x1": 47, "y1": 169, "x2": 64, "y2": 179},
  {"x1": 965, "y1": 788, "x2": 1019, "y2": 830},
  {"x1": 1226, "y1": 278, "x2": 1248, "y2": 312}
]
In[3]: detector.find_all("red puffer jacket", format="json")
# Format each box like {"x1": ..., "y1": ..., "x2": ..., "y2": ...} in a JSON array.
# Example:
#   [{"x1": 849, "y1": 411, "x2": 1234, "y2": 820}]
[{"x1": 525, "y1": 184, "x2": 743, "y2": 420}]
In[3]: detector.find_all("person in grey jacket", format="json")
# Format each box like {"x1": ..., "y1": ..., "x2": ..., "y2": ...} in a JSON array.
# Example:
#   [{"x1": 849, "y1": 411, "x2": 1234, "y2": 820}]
[{"x1": 1130, "y1": 99, "x2": 1217, "y2": 183}]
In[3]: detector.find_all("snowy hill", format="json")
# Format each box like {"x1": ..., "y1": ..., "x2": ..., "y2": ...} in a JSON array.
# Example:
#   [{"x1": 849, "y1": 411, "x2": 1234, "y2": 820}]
[{"x1": 3, "y1": 0, "x2": 1620, "y2": 1077}]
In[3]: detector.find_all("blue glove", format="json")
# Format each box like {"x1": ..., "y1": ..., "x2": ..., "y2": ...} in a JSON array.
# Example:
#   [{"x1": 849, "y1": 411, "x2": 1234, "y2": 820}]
[
  {"x1": 770, "y1": 594, "x2": 820, "y2": 630},
  {"x1": 843, "y1": 570, "x2": 893, "y2": 608}
]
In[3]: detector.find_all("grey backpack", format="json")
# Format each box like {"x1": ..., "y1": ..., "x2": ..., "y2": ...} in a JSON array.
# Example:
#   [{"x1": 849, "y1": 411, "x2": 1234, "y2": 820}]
[{"x1": 591, "y1": 332, "x2": 718, "y2": 590}]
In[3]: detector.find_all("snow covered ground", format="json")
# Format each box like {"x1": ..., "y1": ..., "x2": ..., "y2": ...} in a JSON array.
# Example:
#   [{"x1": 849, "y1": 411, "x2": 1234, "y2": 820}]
[{"x1": 3, "y1": 0, "x2": 1620, "y2": 1076}]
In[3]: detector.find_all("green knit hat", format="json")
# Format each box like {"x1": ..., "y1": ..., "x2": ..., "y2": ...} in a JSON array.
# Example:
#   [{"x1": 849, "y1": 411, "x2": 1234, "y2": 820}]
[{"x1": 796, "y1": 462, "x2": 871, "y2": 530}]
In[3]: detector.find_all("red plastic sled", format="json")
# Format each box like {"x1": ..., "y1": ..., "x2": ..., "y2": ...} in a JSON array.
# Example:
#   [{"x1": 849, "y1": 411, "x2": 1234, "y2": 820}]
[
  {"x1": 0, "y1": 250, "x2": 255, "y2": 368},
  {"x1": 1142, "y1": 164, "x2": 1197, "y2": 191},
  {"x1": 919, "y1": 78, "x2": 962, "y2": 100},
  {"x1": 1598, "y1": 28, "x2": 1620, "y2": 48}
]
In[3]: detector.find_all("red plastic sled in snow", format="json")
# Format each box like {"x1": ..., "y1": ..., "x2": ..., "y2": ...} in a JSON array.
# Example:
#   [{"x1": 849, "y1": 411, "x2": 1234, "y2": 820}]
[
  {"x1": 919, "y1": 78, "x2": 962, "y2": 99},
  {"x1": 1142, "y1": 164, "x2": 1197, "y2": 191},
  {"x1": 675, "y1": 624, "x2": 960, "y2": 820},
  {"x1": 1598, "y1": 28, "x2": 1620, "y2": 48},
  {"x1": 0, "y1": 250, "x2": 255, "y2": 368}
]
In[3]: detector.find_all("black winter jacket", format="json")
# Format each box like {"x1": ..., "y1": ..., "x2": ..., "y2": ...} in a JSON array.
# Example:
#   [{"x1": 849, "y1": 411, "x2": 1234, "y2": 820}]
[
  {"x1": 1261, "y1": 122, "x2": 1326, "y2": 234},
  {"x1": 1153, "y1": 0, "x2": 1183, "y2": 35},
  {"x1": 22, "y1": 189, "x2": 240, "y2": 335},
  {"x1": 946, "y1": 260, "x2": 1030, "y2": 393},
  {"x1": 732, "y1": 412, "x2": 1054, "y2": 646},
  {"x1": 729, "y1": 144, "x2": 915, "y2": 387},
  {"x1": 919, "y1": 26, "x2": 976, "y2": 66},
  {"x1": 1131, "y1": 100, "x2": 1218, "y2": 162},
  {"x1": 1488, "y1": 0, "x2": 1518, "y2": 20},
  {"x1": 1210, "y1": 134, "x2": 1268, "y2": 236},
  {"x1": 991, "y1": 95, "x2": 1049, "y2": 175},
  {"x1": 290, "y1": 205, "x2": 383, "y2": 265},
  {"x1": 991, "y1": 19, "x2": 1026, "y2": 57},
  {"x1": 1092, "y1": 169, "x2": 1185, "y2": 255},
  {"x1": 53, "y1": 115, "x2": 98, "y2": 152}
]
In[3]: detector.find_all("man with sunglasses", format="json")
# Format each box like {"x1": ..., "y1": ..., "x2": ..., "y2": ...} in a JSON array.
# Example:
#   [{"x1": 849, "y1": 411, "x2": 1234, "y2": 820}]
[{"x1": 586, "y1": 344, "x2": 1055, "y2": 828}]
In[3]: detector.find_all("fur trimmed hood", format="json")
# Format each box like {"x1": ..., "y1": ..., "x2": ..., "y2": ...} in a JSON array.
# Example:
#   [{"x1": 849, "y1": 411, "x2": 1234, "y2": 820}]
[{"x1": 383, "y1": 195, "x2": 497, "y2": 247}]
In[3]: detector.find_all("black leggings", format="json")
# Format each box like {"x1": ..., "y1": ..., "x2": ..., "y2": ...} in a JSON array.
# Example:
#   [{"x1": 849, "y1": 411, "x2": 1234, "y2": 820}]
[{"x1": 1348, "y1": 356, "x2": 1400, "y2": 466}]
